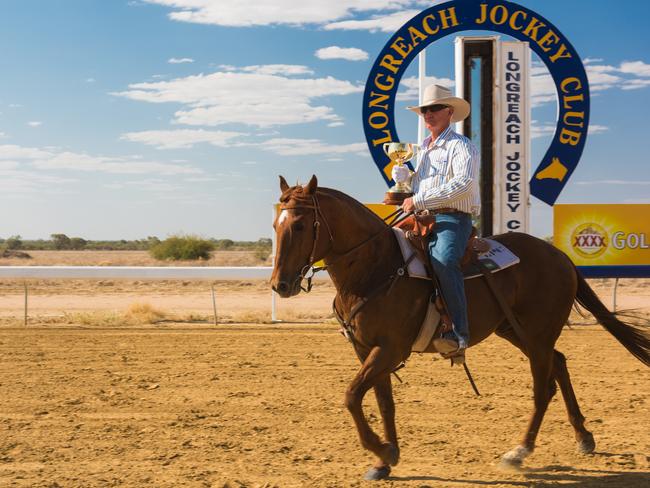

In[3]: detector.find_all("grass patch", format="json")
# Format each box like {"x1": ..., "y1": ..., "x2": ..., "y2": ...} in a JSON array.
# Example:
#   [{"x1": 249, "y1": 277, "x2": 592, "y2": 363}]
[{"x1": 149, "y1": 234, "x2": 215, "y2": 261}]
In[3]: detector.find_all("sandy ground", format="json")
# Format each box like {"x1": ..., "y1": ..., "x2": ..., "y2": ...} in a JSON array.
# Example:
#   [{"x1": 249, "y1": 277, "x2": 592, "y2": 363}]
[
  {"x1": 0, "y1": 324, "x2": 648, "y2": 488},
  {"x1": 0, "y1": 252, "x2": 648, "y2": 486}
]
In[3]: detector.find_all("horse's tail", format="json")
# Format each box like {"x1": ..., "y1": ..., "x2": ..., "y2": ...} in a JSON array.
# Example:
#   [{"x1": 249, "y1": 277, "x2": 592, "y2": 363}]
[{"x1": 574, "y1": 268, "x2": 650, "y2": 366}]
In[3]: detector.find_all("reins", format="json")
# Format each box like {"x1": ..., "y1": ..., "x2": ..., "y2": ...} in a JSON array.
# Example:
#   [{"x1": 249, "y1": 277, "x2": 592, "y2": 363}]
[{"x1": 280, "y1": 193, "x2": 412, "y2": 293}]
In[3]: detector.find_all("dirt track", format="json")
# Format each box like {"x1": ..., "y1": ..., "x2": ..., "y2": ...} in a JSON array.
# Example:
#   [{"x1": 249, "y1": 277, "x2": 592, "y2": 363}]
[{"x1": 0, "y1": 324, "x2": 648, "y2": 487}]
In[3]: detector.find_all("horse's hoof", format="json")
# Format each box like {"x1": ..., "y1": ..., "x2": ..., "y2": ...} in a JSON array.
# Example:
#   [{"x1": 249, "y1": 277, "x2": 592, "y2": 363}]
[
  {"x1": 499, "y1": 445, "x2": 531, "y2": 470},
  {"x1": 364, "y1": 466, "x2": 391, "y2": 481},
  {"x1": 577, "y1": 433, "x2": 595, "y2": 454}
]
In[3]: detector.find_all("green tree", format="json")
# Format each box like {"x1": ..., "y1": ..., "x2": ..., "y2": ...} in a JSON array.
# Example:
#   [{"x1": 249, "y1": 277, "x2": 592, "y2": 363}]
[
  {"x1": 51, "y1": 234, "x2": 71, "y2": 250},
  {"x1": 69, "y1": 237, "x2": 88, "y2": 250},
  {"x1": 149, "y1": 235, "x2": 215, "y2": 261},
  {"x1": 5, "y1": 235, "x2": 22, "y2": 250}
]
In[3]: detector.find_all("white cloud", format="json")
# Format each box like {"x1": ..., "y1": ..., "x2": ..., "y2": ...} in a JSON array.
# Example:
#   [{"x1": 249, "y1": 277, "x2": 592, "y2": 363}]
[
  {"x1": 531, "y1": 122, "x2": 608, "y2": 139},
  {"x1": 530, "y1": 121, "x2": 555, "y2": 139},
  {"x1": 0, "y1": 143, "x2": 201, "y2": 175},
  {"x1": 142, "y1": 0, "x2": 415, "y2": 27},
  {"x1": 121, "y1": 129, "x2": 247, "y2": 149},
  {"x1": 220, "y1": 64, "x2": 314, "y2": 76},
  {"x1": 621, "y1": 79, "x2": 650, "y2": 90},
  {"x1": 0, "y1": 144, "x2": 53, "y2": 160},
  {"x1": 259, "y1": 138, "x2": 366, "y2": 156},
  {"x1": 27, "y1": 121, "x2": 42, "y2": 127},
  {"x1": 85, "y1": 77, "x2": 96, "y2": 83},
  {"x1": 33, "y1": 152, "x2": 202, "y2": 175},
  {"x1": 168, "y1": 57, "x2": 194, "y2": 64},
  {"x1": 530, "y1": 58, "x2": 650, "y2": 107},
  {"x1": 107, "y1": 178, "x2": 184, "y2": 192},
  {"x1": 0, "y1": 167, "x2": 78, "y2": 194},
  {"x1": 588, "y1": 124, "x2": 608, "y2": 134},
  {"x1": 397, "y1": 75, "x2": 455, "y2": 102},
  {"x1": 324, "y1": 9, "x2": 421, "y2": 33},
  {"x1": 327, "y1": 121, "x2": 345, "y2": 127},
  {"x1": 113, "y1": 65, "x2": 362, "y2": 128},
  {"x1": 575, "y1": 180, "x2": 650, "y2": 186},
  {"x1": 315, "y1": 46, "x2": 369, "y2": 61},
  {"x1": 0, "y1": 161, "x2": 19, "y2": 170},
  {"x1": 619, "y1": 61, "x2": 650, "y2": 77}
]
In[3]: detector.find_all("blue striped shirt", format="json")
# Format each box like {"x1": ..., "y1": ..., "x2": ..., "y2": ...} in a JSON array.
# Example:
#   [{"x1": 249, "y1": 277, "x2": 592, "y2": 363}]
[{"x1": 411, "y1": 125, "x2": 481, "y2": 216}]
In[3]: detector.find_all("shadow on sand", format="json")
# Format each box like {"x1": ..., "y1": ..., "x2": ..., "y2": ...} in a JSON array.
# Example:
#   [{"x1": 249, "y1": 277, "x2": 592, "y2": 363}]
[{"x1": 390, "y1": 464, "x2": 650, "y2": 487}]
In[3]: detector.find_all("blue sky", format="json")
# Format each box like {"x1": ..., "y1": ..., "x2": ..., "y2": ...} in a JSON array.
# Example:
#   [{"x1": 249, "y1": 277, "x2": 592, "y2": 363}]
[{"x1": 1, "y1": 0, "x2": 649, "y2": 240}]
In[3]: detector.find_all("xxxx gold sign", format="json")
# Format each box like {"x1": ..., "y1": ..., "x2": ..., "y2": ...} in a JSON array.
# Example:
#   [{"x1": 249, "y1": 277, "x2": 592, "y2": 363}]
[
  {"x1": 554, "y1": 204, "x2": 650, "y2": 277},
  {"x1": 363, "y1": 0, "x2": 589, "y2": 206}
]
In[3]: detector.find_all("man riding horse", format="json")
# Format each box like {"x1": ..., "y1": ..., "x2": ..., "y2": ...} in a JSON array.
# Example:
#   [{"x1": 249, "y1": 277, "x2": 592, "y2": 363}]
[{"x1": 393, "y1": 84, "x2": 480, "y2": 357}]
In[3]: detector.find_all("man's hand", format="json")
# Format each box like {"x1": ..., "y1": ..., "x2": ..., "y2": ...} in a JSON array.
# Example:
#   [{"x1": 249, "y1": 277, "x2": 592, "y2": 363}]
[
  {"x1": 401, "y1": 197, "x2": 416, "y2": 213},
  {"x1": 391, "y1": 164, "x2": 411, "y2": 184}
]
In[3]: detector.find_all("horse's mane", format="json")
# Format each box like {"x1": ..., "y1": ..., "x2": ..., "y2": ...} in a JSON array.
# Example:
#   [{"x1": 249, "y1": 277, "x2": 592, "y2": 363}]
[
  {"x1": 316, "y1": 187, "x2": 387, "y2": 227},
  {"x1": 280, "y1": 184, "x2": 387, "y2": 227}
]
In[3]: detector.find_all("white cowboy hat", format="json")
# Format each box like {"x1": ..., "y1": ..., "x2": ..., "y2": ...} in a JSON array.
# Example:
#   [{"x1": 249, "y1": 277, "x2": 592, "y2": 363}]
[{"x1": 407, "y1": 84, "x2": 470, "y2": 123}]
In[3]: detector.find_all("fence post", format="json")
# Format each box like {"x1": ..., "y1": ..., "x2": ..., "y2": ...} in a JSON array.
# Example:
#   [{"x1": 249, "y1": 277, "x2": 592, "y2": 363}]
[
  {"x1": 211, "y1": 283, "x2": 218, "y2": 325},
  {"x1": 612, "y1": 277, "x2": 619, "y2": 313},
  {"x1": 24, "y1": 281, "x2": 28, "y2": 327}
]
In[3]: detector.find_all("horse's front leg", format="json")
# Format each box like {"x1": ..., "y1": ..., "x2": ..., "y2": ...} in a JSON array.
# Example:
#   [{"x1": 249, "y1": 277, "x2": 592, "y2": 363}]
[
  {"x1": 344, "y1": 345, "x2": 399, "y2": 480},
  {"x1": 365, "y1": 373, "x2": 400, "y2": 480}
]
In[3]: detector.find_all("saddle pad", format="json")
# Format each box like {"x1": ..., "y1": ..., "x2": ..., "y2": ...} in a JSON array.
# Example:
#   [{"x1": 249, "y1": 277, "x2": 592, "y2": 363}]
[
  {"x1": 392, "y1": 228, "x2": 429, "y2": 280},
  {"x1": 392, "y1": 228, "x2": 520, "y2": 281},
  {"x1": 412, "y1": 297, "x2": 441, "y2": 353},
  {"x1": 462, "y1": 240, "x2": 520, "y2": 279}
]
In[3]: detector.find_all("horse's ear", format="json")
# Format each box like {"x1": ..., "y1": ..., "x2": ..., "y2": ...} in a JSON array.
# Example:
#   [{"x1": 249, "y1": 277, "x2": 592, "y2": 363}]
[
  {"x1": 279, "y1": 175, "x2": 289, "y2": 193},
  {"x1": 304, "y1": 175, "x2": 318, "y2": 195}
]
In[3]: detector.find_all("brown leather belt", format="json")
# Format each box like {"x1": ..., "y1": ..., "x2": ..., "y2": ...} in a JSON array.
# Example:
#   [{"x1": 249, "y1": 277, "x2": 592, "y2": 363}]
[{"x1": 434, "y1": 207, "x2": 467, "y2": 215}]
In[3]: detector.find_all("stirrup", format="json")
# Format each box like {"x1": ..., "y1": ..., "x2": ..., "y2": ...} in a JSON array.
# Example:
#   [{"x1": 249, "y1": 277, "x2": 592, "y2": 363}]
[{"x1": 442, "y1": 348, "x2": 466, "y2": 366}]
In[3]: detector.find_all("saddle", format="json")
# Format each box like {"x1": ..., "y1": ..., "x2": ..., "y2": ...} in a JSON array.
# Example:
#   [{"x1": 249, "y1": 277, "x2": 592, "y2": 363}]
[
  {"x1": 395, "y1": 210, "x2": 490, "y2": 270},
  {"x1": 395, "y1": 209, "x2": 491, "y2": 343}
]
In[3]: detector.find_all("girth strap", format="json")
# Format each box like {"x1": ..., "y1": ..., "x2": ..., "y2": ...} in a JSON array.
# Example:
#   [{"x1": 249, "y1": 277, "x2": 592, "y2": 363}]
[{"x1": 475, "y1": 259, "x2": 528, "y2": 348}]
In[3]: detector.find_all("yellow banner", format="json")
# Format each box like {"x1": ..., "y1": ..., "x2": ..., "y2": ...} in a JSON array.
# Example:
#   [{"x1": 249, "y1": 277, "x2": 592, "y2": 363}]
[{"x1": 554, "y1": 204, "x2": 650, "y2": 266}]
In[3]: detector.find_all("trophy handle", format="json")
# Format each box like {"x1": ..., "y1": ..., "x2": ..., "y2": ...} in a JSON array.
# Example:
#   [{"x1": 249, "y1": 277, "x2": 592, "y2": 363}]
[{"x1": 382, "y1": 142, "x2": 391, "y2": 157}]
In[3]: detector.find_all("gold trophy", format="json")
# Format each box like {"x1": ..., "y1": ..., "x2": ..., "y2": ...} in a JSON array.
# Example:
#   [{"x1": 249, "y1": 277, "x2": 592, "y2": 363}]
[{"x1": 383, "y1": 142, "x2": 418, "y2": 205}]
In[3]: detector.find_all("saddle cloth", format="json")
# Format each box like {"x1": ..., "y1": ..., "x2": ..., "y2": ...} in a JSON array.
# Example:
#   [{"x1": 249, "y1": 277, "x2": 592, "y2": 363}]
[
  {"x1": 392, "y1": 228, "x2": 520, "y2": 281},
  {"x1": 411, "y1": 296, "x2": 441, "y2": 353}
]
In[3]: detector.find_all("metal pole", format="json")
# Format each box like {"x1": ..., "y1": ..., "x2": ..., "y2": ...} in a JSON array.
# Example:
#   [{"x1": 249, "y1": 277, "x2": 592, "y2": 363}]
[
  {"x1": 612, "y1": 277, "x2": 619, "y2": 313},
  {"x1": 272, "y1": 291, "x2": 278, "y2": 323},
  {"x1": 24, "y1": 281, "x2": 28, "y2": 327},
  {"x1": 418, "y1": 50, "x2": 426, "y2": 143},
  {"x1": 271, "y1": 203, "x2": 278, "y2": 323},
  {"x1": 211, "y1": 284, "x2": 218, "y2": 325}
]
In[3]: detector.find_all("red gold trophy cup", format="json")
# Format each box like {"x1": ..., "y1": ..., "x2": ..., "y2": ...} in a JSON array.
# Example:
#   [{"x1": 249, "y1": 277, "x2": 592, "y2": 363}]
[{"x1": 382, "y1": 142, "x2": 418, "y2": 205}]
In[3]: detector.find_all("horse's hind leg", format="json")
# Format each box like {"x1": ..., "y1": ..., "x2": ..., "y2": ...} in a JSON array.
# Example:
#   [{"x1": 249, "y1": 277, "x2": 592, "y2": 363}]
[
  {"x1": 552, "y1": 350, "x2": 595, "y2": 453},
  {"x1": 345, "y1": 345, "x2": 400, "y2": 480},
  {"x1": 496, "y1": 326, "x2": 556, "y2": 467}
]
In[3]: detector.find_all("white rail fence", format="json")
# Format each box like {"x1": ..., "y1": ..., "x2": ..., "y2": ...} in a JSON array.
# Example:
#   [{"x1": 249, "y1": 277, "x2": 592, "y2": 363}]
[{"x1": 0, "y1": 266, "x2": 330, "y2": 325}]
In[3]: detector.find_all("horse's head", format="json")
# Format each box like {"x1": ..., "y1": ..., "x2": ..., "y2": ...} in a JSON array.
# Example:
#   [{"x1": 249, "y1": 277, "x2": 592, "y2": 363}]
[{"x1": 271, "y1": 175, "x2": 332, "y2": 298}]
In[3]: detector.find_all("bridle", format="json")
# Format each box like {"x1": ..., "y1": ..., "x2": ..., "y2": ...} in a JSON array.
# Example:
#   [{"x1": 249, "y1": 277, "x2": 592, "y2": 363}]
[
  {"x1": 278, "y1": 190, "x2": 411, "y2": 293},
  {"x1": 279, "y1": 192, "x2": 334, "y2": 292}
]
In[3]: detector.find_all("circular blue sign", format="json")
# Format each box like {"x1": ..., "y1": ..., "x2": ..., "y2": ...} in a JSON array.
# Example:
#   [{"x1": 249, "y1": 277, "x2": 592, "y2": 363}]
[{"x1": 363, "y1": 0, "x2": 589, "y2": 206}]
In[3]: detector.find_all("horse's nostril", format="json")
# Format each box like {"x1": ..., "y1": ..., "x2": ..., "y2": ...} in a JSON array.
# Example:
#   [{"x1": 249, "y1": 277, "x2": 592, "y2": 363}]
[{"x1": 276, "y1": 281, "x2": 290, "y2": 294}]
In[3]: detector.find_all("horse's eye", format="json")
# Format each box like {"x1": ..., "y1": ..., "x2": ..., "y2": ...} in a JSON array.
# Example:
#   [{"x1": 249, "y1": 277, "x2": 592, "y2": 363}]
[{"x1": 294, "y1": 222, "x2": 305, "y2": 231}]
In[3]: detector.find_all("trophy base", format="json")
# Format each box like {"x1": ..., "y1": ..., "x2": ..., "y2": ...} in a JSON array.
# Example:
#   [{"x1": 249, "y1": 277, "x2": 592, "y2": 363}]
[{"x1": 383, "y1": 191, "x2": 413, "y2": 205}]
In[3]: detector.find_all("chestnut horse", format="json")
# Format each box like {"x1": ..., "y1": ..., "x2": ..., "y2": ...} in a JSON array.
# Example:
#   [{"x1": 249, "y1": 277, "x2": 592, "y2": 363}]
[{"x1": 270, "y1": 175, "x2": 650, "y2": 480}]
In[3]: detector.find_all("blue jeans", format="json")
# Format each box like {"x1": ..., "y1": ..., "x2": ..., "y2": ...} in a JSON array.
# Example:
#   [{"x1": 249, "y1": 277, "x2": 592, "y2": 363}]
[{"x1": 428, "y1": 212, "x2": 473, "y2": 349}]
